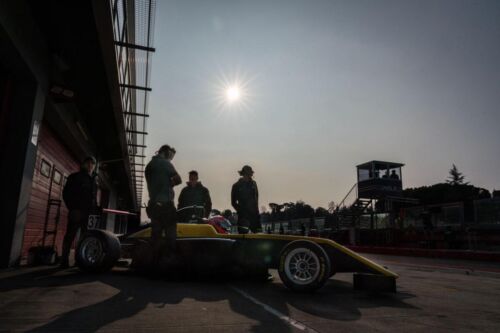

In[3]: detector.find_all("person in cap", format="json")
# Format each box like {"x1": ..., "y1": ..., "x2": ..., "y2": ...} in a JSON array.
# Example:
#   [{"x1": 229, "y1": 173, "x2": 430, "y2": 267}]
[
  {"x1": 61, "y1": 156, "x2": 99, "y2": 268},
  {"x1": 231, "y1": 165, "x2": 261, "y2": 233},
  {"x1": 145, "y1": 145, "x2": 182, "y2": 261},
  {"x1": 178, "y1": 170, "x2": 212, "y2": 219}
]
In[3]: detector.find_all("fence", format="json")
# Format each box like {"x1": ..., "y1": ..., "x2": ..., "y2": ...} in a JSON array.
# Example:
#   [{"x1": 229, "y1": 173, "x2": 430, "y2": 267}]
[
  {"x1": 403, "y1": 202, "x2": 464, "y2": 229},
  {"x1": 262, "y1": 217, "x2": 325, "y2": 235},
  {"x1": 474, "y1": 198, "x2": 500, "y2": 225}
]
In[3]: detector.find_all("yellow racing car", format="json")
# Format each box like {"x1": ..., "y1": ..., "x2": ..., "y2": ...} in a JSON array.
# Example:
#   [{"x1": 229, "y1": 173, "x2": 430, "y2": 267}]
[{"x1": 75, "y1": 210, "x2": 398, "y2": 292}]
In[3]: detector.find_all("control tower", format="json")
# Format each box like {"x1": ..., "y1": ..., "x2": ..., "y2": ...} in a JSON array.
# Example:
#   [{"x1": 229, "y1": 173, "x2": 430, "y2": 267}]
[{"x1": 356, "y1": 161, "x2": 404, "y2": 199}]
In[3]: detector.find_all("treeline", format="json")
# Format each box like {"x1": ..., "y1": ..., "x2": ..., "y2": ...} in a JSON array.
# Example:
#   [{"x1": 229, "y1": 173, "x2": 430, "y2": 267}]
[
  {"x1": 261, "y1": 201, "x2": 330, "y2": 222},
  {"x1": 402, "y1": 183, "x2": 491, "y2": 205},
  {"x1": 212, "y1": 165, "x2": 499, "y2": 221}
]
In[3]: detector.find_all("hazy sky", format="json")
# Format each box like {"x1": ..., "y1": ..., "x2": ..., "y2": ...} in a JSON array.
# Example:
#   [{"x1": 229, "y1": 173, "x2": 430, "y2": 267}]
[{"x1": 142, "y1": 0, "x2": 500, "y2": 212}]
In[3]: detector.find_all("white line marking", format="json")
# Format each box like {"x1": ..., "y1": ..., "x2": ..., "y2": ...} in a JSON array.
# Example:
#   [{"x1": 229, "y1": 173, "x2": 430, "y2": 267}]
[
  {"x1": 230, "y1": 286, "x2": 319, "y2": 332},
  {"x1": 379, "y1": 260, "x2": 500, "y2": 275}
]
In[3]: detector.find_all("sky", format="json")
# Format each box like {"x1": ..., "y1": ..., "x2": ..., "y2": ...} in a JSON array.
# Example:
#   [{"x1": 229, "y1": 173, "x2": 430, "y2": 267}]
[{"x1": 141, "y1": 0, "x2": 500, "y2": 213}]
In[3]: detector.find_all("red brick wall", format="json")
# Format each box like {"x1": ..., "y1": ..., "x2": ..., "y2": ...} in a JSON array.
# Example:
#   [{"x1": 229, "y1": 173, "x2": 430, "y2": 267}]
[{"x1": 22, "y1": 123, "x2": 79, "y2": 258}]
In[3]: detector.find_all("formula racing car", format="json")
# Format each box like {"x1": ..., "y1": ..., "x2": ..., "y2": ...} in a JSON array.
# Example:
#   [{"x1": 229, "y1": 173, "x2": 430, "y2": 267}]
[{"x1": 75, "y1": 206, "x2": 398, "y2": 292}]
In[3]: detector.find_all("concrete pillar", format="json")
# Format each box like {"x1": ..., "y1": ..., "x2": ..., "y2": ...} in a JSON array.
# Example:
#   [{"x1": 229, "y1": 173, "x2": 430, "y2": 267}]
[
  {"x1": 0, "y1": 80, "x2": 45, "y2": 267},
  {"x1": 0, "y1": 0, "x2": 49, "y2": 267}
]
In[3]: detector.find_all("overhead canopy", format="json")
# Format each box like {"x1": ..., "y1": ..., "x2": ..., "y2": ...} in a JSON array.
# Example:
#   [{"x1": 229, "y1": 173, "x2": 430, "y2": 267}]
[
  {"x1": 357, "y1": 161, "x2": 405, "y2": 170},
  {"x1": 28, "y1": 0, "x2": 156, "y2": 212}
]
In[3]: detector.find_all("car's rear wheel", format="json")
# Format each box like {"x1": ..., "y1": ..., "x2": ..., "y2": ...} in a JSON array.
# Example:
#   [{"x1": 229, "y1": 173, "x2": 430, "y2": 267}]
[
  {"x1": 278, "y1": 240, "x2": 331, "y2": 292},
  {"x1": 76, "y1": 230, "x2": 121, "y2": 273}
]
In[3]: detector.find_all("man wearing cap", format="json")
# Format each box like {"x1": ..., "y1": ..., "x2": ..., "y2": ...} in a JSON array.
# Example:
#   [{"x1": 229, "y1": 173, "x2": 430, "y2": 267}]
[
  {"x1": 61, "y1": 156, "x2": 99, "y2": 268},
  {"x1": 178, "y1": 170, "x2": 212, "y2": 219},
  {"x1": 145, "y1": 145, "x2": 182, "y2": 261},
  {"x1": 231, "y1": 165, "x2": 261, "y2": 233}
]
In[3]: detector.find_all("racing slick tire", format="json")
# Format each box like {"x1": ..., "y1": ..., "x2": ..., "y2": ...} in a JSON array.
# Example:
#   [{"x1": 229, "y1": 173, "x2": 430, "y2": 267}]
[
  {"x1": 278, "y1": 240, "x2": 331, "y2": 292},
  {"x1": 75, "y1": 230, "x2": 121, "y2": 273}
]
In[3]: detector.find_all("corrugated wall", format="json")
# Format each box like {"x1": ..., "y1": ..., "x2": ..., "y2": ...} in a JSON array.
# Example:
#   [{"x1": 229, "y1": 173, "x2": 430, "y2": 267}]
[{"x1": 21, "y1": 124, "x2": 79, "y2": 258}]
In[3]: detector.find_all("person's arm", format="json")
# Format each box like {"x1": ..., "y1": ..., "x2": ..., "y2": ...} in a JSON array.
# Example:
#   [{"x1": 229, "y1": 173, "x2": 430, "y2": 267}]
[
  {"x1": 253, "y1": 181, "x2": 259, "y2": 213},
  {"x1": 231, "y1": 183, "x2": 239, "y2": 211},
  {"x1": 62, "y1": 174, "x2": 75, "y2": 209},
  {"x1": 254, "y1": 181, "x2": 259, "y2": 204},
  {"x1": 165, "y1": 160, "x2": 182, "y2": 186},
  {"x1": 171, "y1": 174, "x2": 182, "y2": 186},
  {"x1": 204, "y1": 187, "x2": 212, "y2": 217},
  {"x1": 93, "y1": 173, "x2": 101, "y2": 212},
  {"x1": 178, "y1": 187, "x2": 186, "y2": 209}
]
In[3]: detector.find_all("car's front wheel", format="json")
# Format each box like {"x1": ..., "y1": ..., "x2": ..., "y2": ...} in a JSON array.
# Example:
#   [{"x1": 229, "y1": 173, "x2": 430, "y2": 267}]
[
  {"x1": 278, "y1": 240, "x2": 331, "y2": 292},
  {"x1": 75, "y1": 230, "x2": 121, "y2": 273}
]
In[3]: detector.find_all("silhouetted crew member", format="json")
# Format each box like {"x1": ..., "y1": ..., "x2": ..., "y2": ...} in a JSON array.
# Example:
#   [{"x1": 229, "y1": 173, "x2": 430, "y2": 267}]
[
  {"x1": 145, "y1": 145, "x2": 182, "y2": 260},
  {"x1": 300, "y1": 223, "x2": 306, "y2": 236},
  {"x1": 390, "y1": 170, "x2": 400, "y2": 180},
  {"x1": 61, "y1": 156, "x2": 98, "y2": 268},
  {"x1": 231, "y1": 165, "x2": 261, "y2": 233},
  {"x1": 178, "y1": 170, "x2": 212, "y2": 218}
]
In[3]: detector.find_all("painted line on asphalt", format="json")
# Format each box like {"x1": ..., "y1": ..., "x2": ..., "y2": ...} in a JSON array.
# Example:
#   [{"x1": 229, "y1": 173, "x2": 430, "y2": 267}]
[
  {"x1": 230, "y1": 286, "x2": 319, "y2": 333},
  {"x1": 379, "y1": 260, "x2": 500, "y2": 275}
]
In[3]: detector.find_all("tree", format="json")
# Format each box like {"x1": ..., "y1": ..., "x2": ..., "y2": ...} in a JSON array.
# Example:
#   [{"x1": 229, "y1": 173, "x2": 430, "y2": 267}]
[
  {"x1": 446, "y1": 164, "x2": 469, "y2": 185},
  {"x1": 283, "y1": 202, "x2": 296, "y2": 220},
  {"x1": 293, "y1": 201, "x2": 314, "y2": 218},
  {"x1": 269, "y1": 203, "x2": 284, "y2": 221},
  {"x1": 315, "y1": 207, "x2": 329, "y2": 217},
  {"x1": 403, "y1": 183, "x2": 490, "y2": 205},
  {"x1": 269, "y1": 203, "x2": 284, "y2": 213}
]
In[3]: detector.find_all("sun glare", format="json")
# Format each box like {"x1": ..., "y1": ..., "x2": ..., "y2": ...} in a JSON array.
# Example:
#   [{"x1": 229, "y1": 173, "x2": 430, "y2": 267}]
[
  {"x1": 226, "y1": 86, "x2": 241, "y2": 102},
  {"x1": 210, "y1": 68, "x2": 256, "y2": 114}
]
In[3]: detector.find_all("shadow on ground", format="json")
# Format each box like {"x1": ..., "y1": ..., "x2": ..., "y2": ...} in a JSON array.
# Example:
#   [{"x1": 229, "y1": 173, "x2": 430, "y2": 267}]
[
  {"x1": 0, "y1": 268, "x2": 418, "y2": 332},
  {"x1": 232, "y1": 275, "x2": 418, "y2": 324}
]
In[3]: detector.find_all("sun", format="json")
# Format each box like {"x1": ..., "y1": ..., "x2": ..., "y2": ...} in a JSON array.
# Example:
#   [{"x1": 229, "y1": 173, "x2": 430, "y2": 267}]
[
  {"x1": 226, "y1": 86, "x2": 241, "y2": 102},
  {"x1": 210, "y1": 68, "x2": 256, "y2": 114}
]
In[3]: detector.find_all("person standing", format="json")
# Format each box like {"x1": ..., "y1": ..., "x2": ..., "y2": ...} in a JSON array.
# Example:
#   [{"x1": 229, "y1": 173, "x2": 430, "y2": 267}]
[
  {"x1": 178, "y1": 170, "x2": 212, "y2": 219},
  {"x1": 390, "y1": 170, "x2": 400, "y2": 180},
  {"x1": 61, "y1": 156, "x2": 98, "y2": 268},
  {"x1": 145, "y1": 145, "x2": 182, "y2": 260},
  {"x1": 231, "y1": 165, "x2": 261, "y2": 233}
]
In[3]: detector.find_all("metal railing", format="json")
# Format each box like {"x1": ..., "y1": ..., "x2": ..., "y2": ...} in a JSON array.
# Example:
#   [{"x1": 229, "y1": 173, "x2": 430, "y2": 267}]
[{"x1": 336, "y1": 182, "x2": 358, "y2": 211}]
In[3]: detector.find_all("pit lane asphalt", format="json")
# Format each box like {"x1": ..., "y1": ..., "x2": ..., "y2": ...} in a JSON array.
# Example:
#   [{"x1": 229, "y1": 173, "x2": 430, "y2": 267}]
[{"x1": 1, "y1": 254, "x2": 500, "y2": 332}]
